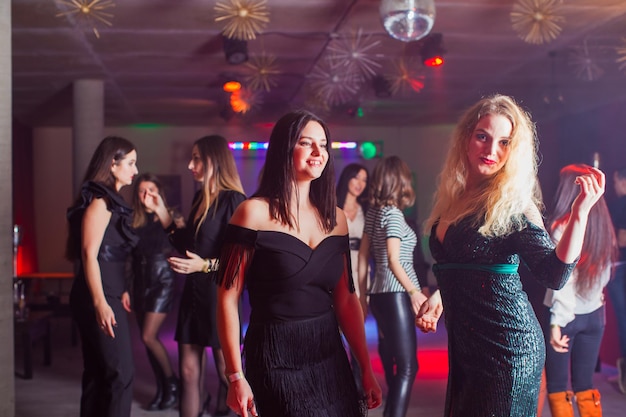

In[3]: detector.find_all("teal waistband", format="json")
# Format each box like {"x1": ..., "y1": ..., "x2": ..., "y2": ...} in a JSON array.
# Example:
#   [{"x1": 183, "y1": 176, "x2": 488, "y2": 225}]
[{"x1": 433, "y1": 263, "x2": 519, "y2": 274}]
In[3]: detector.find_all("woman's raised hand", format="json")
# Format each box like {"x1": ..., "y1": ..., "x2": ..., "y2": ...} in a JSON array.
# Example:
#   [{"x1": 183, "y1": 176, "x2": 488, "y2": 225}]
[{"x1": 571, "y1": 167, "x2": 605, "y2": 217}]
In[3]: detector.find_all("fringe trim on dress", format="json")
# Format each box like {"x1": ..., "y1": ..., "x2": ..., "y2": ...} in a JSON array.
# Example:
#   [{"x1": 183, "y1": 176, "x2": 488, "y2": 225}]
[{"x1": 244, "y1": 311, "x2": 367, "y2": 417}]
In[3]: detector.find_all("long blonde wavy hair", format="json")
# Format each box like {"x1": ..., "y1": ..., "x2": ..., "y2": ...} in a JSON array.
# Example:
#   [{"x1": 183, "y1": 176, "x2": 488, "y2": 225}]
[
  {"x1": 425, "y1": 94, "x2": 543, "y2": 237},
  {"x1": 191, "y1": 135, "x2": 244, "y2": 236}
]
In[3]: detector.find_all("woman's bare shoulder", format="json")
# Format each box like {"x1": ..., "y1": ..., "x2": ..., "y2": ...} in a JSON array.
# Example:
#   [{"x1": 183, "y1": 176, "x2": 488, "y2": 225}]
[{"x1": 229, "y1": 197, "x2": 271, "y2": 229}]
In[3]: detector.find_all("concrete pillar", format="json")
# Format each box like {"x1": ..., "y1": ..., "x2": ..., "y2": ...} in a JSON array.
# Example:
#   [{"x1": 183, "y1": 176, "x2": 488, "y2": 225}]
[
  {"x1": 73, "y1": 79, "x2": 104, "y2": 194},
  {"x1": 0, "y1": 0, "x2": 14, "y2": 415}
]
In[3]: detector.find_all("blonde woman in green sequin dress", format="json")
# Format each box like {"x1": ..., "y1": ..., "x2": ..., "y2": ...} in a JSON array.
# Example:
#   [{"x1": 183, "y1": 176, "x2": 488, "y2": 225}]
[{"x1": 416, "y1": 94, "x2": 605, "y2": 417}]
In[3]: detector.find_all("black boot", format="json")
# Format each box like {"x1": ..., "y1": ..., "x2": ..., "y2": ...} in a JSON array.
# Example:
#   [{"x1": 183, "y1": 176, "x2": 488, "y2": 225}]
[
  {"x1": 159, "y1": 375, "x2": 179, "y2": 410},
  {"x1": 145, "y1": 380, "x2": 163, "y2": 411},
  {"x1": 143, "y1": 338, "x2": 165, "y2": 411},
  {"x1": 144, "y1": 369, "x2": 164, "y2": 411}
]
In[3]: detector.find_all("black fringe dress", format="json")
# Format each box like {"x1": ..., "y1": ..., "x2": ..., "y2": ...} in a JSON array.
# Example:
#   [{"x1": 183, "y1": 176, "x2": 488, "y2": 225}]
[{"x1": 219, "y1": 224, "x2": 367, "y2": 417}]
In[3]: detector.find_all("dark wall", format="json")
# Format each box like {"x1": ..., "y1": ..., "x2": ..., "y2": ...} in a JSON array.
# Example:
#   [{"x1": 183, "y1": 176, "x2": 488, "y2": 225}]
[
  {"x1": 535, "y1": 99, "x2": 626, "y2": 366},
  {"x1": 538, "y1": 100, "x2": 626, "y2": 205}
]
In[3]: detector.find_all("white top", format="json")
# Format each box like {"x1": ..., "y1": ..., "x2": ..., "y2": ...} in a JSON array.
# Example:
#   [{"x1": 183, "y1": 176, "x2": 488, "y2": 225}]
[
  {"x1": 543, "y1": 224, "x2": 610, "y2": 327},
  {"x1": 347, "y1": 205, "x2": 365, "y2": 297}
]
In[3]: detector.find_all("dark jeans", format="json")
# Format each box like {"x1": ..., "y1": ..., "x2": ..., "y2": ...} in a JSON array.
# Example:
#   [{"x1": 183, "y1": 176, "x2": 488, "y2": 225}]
[
  {"x1": 544, "y1": 306, "x2": 605, "y2": 393},
  {"x1": 370, "y1": 292, "x2": 418, "y2": 417},
  {"x1": 607, "y1": 263, "x2": 626, "y2": 358}
]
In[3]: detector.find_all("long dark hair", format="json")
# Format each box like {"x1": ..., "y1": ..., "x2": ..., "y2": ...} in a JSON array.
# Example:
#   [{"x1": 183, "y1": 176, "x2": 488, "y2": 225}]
[
  {"x1": 66, "y1": 136, "x2": 136, "y2": 260},
  {"x1": 81, "y1": 136, "x2": 136, "y2": 192},
  {"x1": 336, "y1": 163, "x2": 369, "y2": 212},
  {"x1": 191, "y1": 135, "x2": 244, "y2": 235},
  {"x1": 254, "y1": 110, "x2": 337, "y2": 232},
  {"x1": 549, "y1": 163, "x2": 617, "y2": 297},
  {"x1": 132, "y1": 172, "x2": 169, "y2": 228}
]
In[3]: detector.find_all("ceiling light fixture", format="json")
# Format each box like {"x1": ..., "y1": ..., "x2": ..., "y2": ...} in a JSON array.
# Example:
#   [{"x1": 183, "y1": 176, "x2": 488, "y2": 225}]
[
  {"x1": 379, "y1": 0, "x2": 435, "y2": 42},
  {"x1": 223, "y1": 81, "x2": 242, "y2": 92},
  {"x1": 223, "y1": 35, "x2": 249, "y2": 65},
  {"x1": 420, "y1": 33, "x2": 445, "y2": 67}
]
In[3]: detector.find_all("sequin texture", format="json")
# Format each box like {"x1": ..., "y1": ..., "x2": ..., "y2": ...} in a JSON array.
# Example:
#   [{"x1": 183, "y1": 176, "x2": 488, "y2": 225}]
[{"x1": 429, "y1": 215, "x2": 575, "y2": 417}]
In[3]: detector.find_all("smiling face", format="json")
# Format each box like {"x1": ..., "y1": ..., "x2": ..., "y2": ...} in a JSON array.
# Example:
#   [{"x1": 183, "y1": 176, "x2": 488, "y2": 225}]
[
  {"x1": 466, "y1": 113, "x2": 513, "y2": 186},
  {"x1": 188, "y1": 144, "x2": 210, "y2": 183},
  {"x1": 348, "y1": 169, "x2": 368, "y2": 198},
  {"x1": 292, "y1": 120, "x2": 328, "y2": 182},
  {"x1": 111, "y1": 149, "x2": 138, "y2": 190}
]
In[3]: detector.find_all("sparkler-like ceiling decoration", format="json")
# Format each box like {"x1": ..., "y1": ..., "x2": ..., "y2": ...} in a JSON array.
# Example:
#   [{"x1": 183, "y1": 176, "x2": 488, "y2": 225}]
[
  {"x1": 387, "y1": 58, "x2": 425, "y2": 96},
  {"x1": 326, "y1": 28, "x2": 382, "y2": 82},
  {"x1": 308, "y1": 56, "x2": 361, "y2": 107},
  {"x1": 510, "y1": 0, "x2": 565, "y2": 45},
  {"x1": 55, "y1": 0, "x2": 116, "y2": 39},
  {"x1": 244, "y1": 53, "x2": 281, "y2": 92},
  {"x1": 215, "y1": 0, "x2": 270, "y2": 41},
  {"x1": 568, "y1": 39, "x2": 604, "y2": 82}
]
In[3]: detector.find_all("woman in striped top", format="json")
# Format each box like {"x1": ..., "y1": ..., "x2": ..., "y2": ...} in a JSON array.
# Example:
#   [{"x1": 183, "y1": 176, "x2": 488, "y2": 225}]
[{"x1": 358, "y1": 156, "x2": 426, "y2": 417}]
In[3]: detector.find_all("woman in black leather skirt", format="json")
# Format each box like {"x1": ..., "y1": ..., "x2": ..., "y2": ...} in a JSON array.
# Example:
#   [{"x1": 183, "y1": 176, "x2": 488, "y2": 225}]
[{"x1": 125, "y1": 173, "x2": 182, "y2": 411}]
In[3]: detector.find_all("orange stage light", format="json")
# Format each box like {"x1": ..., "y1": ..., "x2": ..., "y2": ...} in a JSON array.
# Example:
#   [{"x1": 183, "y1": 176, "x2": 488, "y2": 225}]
[{"x1": 223, "y1": 81, "x2": 242, "y2": 92}]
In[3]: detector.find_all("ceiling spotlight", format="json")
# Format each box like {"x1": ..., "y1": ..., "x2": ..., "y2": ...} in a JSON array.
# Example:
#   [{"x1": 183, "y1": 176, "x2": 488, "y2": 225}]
[
  {"x1": 380, "y1": 0, "x2": 436, "y2": 42},
  {"x1": 420, "y1": 33, "x2": 445, "y2": 67},
  {"x1": 223, "y1": 80, "x2": 242, "y2": 92},
  {"x1": 223, "y1": 35, "x2": 248, "y2": 65}
]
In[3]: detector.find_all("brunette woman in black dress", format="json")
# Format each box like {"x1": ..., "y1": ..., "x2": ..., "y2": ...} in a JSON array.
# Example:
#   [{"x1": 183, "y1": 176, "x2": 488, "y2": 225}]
[
  {"x1": 216, "y1": 111, "x2": 382, "y2": 417},
  {"x1": 66, "y1": 136, "x2": 139, "y2": 417},
  {"x1": 151, "y1": 135, "x2": 246, "y2": 417}
]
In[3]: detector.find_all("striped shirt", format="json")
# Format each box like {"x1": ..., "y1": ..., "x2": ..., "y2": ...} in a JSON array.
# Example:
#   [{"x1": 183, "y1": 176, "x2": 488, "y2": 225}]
[{"x1": 364, "y1": 205, "x2": 420, "y2": 294}]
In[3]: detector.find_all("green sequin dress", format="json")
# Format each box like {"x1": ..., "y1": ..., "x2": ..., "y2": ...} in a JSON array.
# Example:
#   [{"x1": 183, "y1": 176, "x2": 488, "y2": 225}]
[{"x1": 429, "y1": 215, "x2": 575, "y2": 417}]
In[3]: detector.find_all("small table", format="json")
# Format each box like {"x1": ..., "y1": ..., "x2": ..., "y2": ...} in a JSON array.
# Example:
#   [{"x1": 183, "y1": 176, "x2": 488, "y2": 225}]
[
  {"x1": 14, "y1": 311, "x2": 53, "y2": 379},
  {"x1": 17, "y1": 272, "x2": 74, "y2": 299},
  {"x1": 17, "y1": 272, "x2": 77, "y2": 346}
]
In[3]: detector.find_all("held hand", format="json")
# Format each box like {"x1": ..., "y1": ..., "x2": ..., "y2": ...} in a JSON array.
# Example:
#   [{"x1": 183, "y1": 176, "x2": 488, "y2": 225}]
[
  {"x1": 571, "y1": 167, "x2": 605, "y2": 217},
  {"x1": 409, "y1": 290, "x2": 428, "y2": 316},
  {"x1": 361, "y1": 369, "x2": 383, "y2": 409},
  {"x1": 121, "y1": 291, "x2": 132, "y2": 313},
  {"x1": 95, "y1": 301, "x2": 117, "y2": 338},
  {"x1": 550, "y1": 325, "x2": 570, "y2": 353},
  {"x1": 228, "y1": 378, "x2": 258, "y2": 417},
  {"x1": 415, "y1": 290, "x2": 443, "y2": 333},
  {"x1": 168, "y1": 250, "x2": 205, "y2": 275}
]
